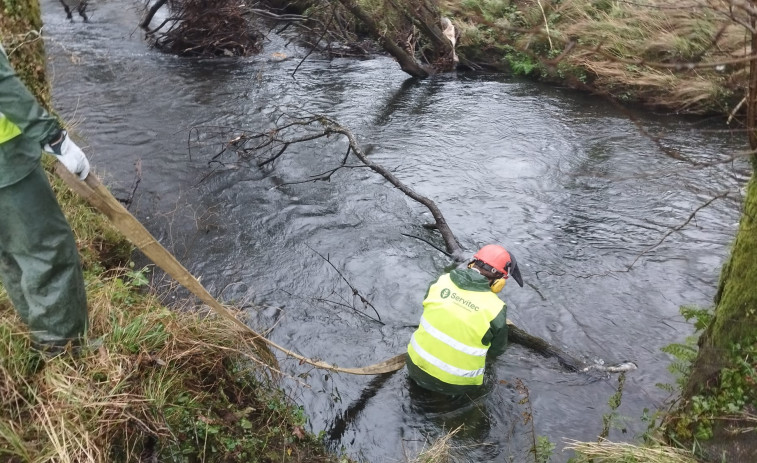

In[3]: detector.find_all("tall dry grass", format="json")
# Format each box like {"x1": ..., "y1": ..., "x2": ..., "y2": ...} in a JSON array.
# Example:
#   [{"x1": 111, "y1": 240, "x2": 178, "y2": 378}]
[
  {"x1": 552, "y1": 0, "x2": 746, "y2": 112},
  {"x1": 408, "y1": 425, "x2": 462, "y2": 463},
  {"x1": 564, "y1": 438, "x2": 700, "y2": 462},
  {"x1": 0, "y1": 260, "x2": 341, "y2": 462},
  {"x1": 0, "y1": 268, "x2": 272, "y2": 461},
  {"x1": 442, "y1": 0, "x2": 751, "y2": 114}
]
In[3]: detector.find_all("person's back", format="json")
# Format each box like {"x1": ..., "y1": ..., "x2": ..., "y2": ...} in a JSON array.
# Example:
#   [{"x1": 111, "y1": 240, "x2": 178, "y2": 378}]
[{"x1": 406, "y1": 244, "x2": 523, "y2": 396}]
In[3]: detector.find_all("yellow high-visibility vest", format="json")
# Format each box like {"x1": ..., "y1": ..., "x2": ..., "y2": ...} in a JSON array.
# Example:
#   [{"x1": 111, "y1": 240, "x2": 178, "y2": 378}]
[
  {"x1": 407, "y1": 274, "x2": 503, "y2": 386},
  {"x1": 0, "y1": 112, "x2": 22, "y2": 144}
]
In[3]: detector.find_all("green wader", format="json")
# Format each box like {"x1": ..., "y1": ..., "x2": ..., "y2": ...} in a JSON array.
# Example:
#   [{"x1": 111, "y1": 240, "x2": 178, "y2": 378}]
[
  {"x1": 0, "y1": 43, "x2": 87, "y2": 348},
  {"x1": 0, "y1": 144, "x2": 87, "y2": 347}
]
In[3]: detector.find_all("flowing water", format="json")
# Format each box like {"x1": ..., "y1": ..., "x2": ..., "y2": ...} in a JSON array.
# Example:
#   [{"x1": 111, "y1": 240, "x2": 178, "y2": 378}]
[{"x1": 42, "y1": 1, "x2": 750, "y2": 461}]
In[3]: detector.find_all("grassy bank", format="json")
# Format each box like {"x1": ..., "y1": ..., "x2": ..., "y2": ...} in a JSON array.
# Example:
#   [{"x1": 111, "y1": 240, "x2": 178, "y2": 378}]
[
  {"x1": 442, "y1": 0, "x2": 745, "y2": 115},
  {"x1": 0, "y1": 162, "x2": 345, "y2": 461},
  {"x1": 0, "y1": 255, "x2": 338, "y2": 462},
  {"x1": 285, "y1": 0, "x2": 745, "y2": 116},
  {"x1": 0, "y1": 4, "x2": 348, "y2": 461}
]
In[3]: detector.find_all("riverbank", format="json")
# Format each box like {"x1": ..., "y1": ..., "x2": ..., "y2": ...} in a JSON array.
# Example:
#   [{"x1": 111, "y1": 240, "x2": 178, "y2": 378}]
[
  {"x1": 0, "y1": 4, "x2": 349, "y2": 461},
  {"x1": 443, "y1": 0, "x2": 745, "y2": 116},
  {"x1": 286, "y1": 0, "x2": 746, "y2": 117}
]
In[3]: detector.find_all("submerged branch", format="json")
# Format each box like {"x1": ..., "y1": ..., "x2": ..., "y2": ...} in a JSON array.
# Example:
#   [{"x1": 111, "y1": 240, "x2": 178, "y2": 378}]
[
  {"x1": 308, "y1": 245, "x2": 384, "y2": 324},
  {"x1": 211, "y1": 115, "x2": 465, "y2": 259},
  {"x1": 317, "y1": 116, "x2": 465, "y2": 260},
  {"x1": 508, "y1": 322, "x2": 637, "y2": 374}
]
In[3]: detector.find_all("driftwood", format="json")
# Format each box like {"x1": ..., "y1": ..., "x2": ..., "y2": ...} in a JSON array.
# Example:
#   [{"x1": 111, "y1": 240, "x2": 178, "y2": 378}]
[
  {"x1": 507, "y1": 322, "x2": 636, "y2": 374},
  {"x1": 209, "y1": 114, "x2": 465, "y2": 260},
  {"x1": 140, "y1": 0, "x2": 262, "y2": 57}
]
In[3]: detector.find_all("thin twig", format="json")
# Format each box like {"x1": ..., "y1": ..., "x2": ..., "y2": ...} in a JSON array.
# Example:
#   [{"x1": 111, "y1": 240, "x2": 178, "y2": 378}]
[
  {"x1": 400, "y1": 233, "x2": 453, "y2": 258},
  {"x1": 536, "y1": 0, "x2": 553, "y2": 50},
  {"x1": 627, "y1": 191, "x2": 730, "y2": 269},
  {"x1": 292, "y1": 3, "x2": 336, "y2": 78},
  {"x1": 307, "y1": 245, "x2": 384, "y2": 324}
]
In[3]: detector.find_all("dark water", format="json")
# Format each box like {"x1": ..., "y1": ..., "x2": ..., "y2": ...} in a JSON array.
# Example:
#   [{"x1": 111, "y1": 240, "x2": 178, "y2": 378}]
[{"x1": 42, "y1": 1, "x2": 750, "y2": 461}]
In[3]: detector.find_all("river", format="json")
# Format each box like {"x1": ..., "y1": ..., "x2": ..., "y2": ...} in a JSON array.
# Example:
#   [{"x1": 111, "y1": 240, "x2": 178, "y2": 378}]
[{"x1": 41, "y1": 1, "x2": 750, "y2": 461}]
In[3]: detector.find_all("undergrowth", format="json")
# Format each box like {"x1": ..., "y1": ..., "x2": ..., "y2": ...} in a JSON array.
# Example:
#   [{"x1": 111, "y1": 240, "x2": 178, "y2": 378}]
[
  {"x1": 658, "y1": 306, "x2": 757, "y2": 446},
  {"x1": 0, "y1": 256, "x2": 343, "y2": 462}
]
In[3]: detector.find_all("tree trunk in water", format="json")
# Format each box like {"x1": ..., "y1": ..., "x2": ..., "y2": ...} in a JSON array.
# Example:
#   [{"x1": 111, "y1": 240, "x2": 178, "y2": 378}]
[
  {"x1": 680, "y1": 175, "x2": 757, "y2": 460},
  {"x1": 336, "y1": 0, "x2": 429, "y2": 77},
  {"x1": 673, "y1": 7, "x2": 757, "y2": 460}
]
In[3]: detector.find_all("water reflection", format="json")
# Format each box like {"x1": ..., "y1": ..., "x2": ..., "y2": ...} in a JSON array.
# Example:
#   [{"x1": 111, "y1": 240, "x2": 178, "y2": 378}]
[{"x1": 374, "y1": 77, "x2": 422, "y2": 126}]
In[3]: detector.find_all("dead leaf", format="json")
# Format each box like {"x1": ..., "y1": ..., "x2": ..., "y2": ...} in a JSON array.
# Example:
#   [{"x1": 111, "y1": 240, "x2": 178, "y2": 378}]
[{"x1": 292, "y1": 426, "x2": 306, "y2": 440}]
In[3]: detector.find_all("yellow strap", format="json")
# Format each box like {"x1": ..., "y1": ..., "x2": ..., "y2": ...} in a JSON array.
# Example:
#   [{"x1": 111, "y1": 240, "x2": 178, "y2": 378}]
[
  {"x1": 0, "y1": 115, "x2": 22, "y2": 144},
  {"x1": 55, "y1": 164, "x2": 408, "y2": 375}
]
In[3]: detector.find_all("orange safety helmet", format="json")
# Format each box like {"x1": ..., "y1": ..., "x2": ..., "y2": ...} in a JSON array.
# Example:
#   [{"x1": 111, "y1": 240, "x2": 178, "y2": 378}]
[{"x1": 472, "y1": 244, "x2": 524, "y2": 288}]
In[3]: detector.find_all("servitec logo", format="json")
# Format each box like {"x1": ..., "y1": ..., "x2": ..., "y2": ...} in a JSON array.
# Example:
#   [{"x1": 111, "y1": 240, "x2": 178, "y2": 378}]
[{"x1": 440, "y1": 288, "x2": 480, "y2": 311}]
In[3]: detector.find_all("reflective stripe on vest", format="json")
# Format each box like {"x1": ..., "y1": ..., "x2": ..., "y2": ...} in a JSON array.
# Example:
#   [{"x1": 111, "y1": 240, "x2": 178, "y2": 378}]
[
  {"x1": 409, "y1": 335, "x2": 484, "y2": 378},
  {"x1": 407, "y1": 273, "x2": 503, "y2": 386},
  {"x1": 418, "y1": 315, "x2": 488, "y2": 356},
  {"x1": 0, "y1": 113, "x2": 22, "y2": 144}
]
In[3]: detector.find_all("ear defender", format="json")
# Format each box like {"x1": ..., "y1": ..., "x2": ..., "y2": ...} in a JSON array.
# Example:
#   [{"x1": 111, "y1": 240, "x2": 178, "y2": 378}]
[{"x1": 490, "y1": 277, "x2": 506, "y2": 293}]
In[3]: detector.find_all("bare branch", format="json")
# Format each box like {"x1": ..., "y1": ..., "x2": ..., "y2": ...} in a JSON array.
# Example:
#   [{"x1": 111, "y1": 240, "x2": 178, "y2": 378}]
[
  {"x1": 205, "y1": 115, "x2": 465, "y2": 259},
  {"x1": 140, "y1": 0, "x2": 168, "y2": 30},
  {"x1": 317, "y1": 116, "x2": 465, "y2": 259},
  {"x1": 629, "y1": 193, "x2": 730, "y2": 269},
  {"x1": 308, "y1": 245, "x2": 384, "y2": 324},
  {"x1": 274, "y1": 164, "x2": 369, "y2": 186}
]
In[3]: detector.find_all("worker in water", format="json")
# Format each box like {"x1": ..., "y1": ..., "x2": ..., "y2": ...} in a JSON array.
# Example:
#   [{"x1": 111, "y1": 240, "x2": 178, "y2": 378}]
[
  {"x1": 407, "y1": 244, "x2": 524, "y2": 396},
  {"x1": 0, "y1": 44, "x2": 90, "y2": 353}
]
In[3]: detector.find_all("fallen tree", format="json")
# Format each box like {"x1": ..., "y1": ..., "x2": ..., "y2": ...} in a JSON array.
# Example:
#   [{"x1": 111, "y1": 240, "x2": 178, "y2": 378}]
[{"x1": 139, "y1": 0, "x2": 459, "y2": 75}]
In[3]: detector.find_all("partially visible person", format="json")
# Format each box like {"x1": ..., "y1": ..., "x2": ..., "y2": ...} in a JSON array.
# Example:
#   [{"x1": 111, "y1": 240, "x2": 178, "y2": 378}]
[
  {"x1": 407, "y1": 244, "x2": 524, "y2": 396},
  {"x1": 0, "y1": 43, "x2": 91, "y2": 353},
  {"x1": 58, "y1": 0, "x2": 90, "y2": 22}
]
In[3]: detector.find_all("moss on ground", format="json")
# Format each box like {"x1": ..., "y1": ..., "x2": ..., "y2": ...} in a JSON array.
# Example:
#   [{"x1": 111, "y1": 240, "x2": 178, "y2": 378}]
[
  {"x1": 660, "y1": 175, "x2": 757, "y2": 460},
  {"x1": 0, "y1": 0, "x2": 50, "y2": 109}
]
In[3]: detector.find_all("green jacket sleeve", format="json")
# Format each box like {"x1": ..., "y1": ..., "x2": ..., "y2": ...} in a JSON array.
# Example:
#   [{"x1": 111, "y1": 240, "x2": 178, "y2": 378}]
[
  {"x1": 0, "y1": 46, "x2": 61, "y2": 145},
  {"x1": 482, "y1": 304, "x2": 508, "y2": 357}
]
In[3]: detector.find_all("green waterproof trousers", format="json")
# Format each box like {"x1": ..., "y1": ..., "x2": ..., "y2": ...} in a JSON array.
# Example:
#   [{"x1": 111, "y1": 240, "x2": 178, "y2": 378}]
[{"x1": 0, "y1": 157, "x2": 88, "y2": 347}]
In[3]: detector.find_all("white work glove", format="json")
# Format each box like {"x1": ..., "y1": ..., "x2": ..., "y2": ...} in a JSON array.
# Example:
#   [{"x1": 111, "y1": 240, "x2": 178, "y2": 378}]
[{"x1": 44, "y1": 130, "x2": 90, "y2": 180}]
